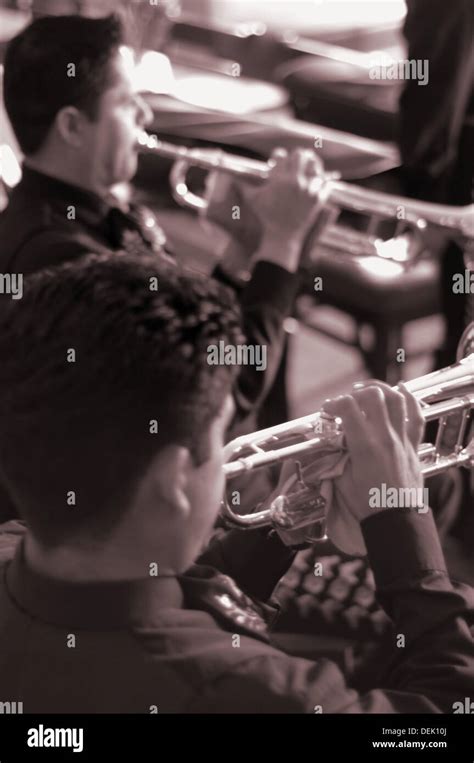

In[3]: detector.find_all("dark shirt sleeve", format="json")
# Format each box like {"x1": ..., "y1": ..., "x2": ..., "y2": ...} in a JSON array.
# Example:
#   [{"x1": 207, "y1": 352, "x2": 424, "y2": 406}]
[
  {"x1": 190, "y1": 510, "x2": 474, "y2": 713},
  {"x1": 213, "y1": 261, "x2": 299, "y2": 422},
  {"x1": 399, "y1": 0, "x2": 474, "y2": 201},
  {"x1": 197, "y1": 526, "x2": 296, "y2": 602}
]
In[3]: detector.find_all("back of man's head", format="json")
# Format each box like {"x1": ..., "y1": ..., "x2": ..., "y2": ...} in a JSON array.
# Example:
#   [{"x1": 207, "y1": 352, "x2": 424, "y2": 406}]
[
  {"x1": 4, "y1": 14, "x2": 123, "y2": 155},
  {"x1": 0, "y1": 253, "x2": 241, "y2": 547}
]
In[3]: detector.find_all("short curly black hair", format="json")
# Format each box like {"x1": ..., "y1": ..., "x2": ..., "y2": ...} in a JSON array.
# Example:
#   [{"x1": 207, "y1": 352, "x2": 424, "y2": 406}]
[
  {"x1": 4, "y1": 14, "x2": 123, "y2": 155},
  {"x1": 0, "y1": 253, "x2": 243, "y2": 546}
]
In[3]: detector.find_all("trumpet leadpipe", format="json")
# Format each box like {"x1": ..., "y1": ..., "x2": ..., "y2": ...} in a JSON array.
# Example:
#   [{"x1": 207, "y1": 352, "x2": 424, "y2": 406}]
[{"x1": 137, "y1": 131, "x2": 270, "y2": 181}]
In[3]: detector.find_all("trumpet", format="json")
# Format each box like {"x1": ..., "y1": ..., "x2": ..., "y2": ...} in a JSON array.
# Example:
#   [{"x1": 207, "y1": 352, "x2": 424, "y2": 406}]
[
  {"x1": 221, "y1": 324, "x2": 474, "y2": 545},
  {"x1": 137, "y1": 132, "x2": 474, "y2": 244}
]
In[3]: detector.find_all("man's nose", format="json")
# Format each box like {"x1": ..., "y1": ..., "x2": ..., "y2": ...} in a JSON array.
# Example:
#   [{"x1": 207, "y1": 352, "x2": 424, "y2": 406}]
[{"x1": 136, "y1": 94, "x2": 153, "y2": 128}]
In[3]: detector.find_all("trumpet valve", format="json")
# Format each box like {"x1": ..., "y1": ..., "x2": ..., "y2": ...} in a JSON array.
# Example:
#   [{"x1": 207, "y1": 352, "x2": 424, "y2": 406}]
[{"x1": 269, "y1": 483, "x2": 328, "y2": 547}]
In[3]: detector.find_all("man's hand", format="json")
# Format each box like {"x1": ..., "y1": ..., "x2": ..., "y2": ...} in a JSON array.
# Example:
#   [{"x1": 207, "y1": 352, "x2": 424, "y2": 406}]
[
  {"x1": 250, "y1": 147, "x2": 326, "y2": 244},
  {"x1": 320, "y1": 382, "x2": 425, "y2": 554},
  {"x1": 204, "y1": 148, "x2": 328, "y2": 273},
  {"x1": 204, "y1": 163, "x2": 262, "y2": 254}
]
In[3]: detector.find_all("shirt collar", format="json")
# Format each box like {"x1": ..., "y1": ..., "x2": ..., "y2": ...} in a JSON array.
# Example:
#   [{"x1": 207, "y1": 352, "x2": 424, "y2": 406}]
[
  {"x1": 5, "y1": 540, "x2": 184, "y2": 631},
  {"x1": 20, "y1": 165, "x2": 111, "y2": 221}
]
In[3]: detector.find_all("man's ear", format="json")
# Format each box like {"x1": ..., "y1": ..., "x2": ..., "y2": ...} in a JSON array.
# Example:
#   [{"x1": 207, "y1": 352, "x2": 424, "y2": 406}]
[
  {"x1": 55, "y1": 106, "x2": 88, "y2": 148},
  {"x1": 140, "y1": 445, "x2": 193, "y2": 520}
]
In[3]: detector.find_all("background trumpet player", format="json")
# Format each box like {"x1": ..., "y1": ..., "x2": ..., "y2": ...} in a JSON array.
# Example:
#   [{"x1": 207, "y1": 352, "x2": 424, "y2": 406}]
[{"x1": 0, "y1": 252, "x2": 472, "y2": 713}]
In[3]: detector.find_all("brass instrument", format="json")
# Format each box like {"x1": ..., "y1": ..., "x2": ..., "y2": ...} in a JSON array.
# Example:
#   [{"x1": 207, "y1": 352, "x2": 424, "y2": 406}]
[
  {"x1": 138, "y1": 132, "x2": 474, "y2": 268},
  {"x1": 137, "y1": 132, "x2": 474, "y2": 246},
  {"x1": 221, "y1": 324, "x2": 474, "y2": 545}
]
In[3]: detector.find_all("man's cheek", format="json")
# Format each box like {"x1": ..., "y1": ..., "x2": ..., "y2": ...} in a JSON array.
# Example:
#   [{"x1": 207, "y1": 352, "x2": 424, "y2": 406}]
[{"x1": 117, "y1": 110, "x2": 138, "y2": 141}]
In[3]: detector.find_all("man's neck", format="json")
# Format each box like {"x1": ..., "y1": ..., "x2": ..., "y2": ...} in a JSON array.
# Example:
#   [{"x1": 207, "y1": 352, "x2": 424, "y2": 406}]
[
  {"x1": 25, "y1": 154, "x2": 106, "y2": 199},
  {"x1": 24, "y1": 534, "x2": 178, "y2": 584}
]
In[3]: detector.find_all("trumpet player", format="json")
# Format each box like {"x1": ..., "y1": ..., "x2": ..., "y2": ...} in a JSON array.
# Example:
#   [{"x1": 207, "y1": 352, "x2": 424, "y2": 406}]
[
  {"x1": 0, "y1": 252, "x2": 472, "y2": 714},
  {"x1": 0, "y1": 13, "x2": 324, "y2": 520}
]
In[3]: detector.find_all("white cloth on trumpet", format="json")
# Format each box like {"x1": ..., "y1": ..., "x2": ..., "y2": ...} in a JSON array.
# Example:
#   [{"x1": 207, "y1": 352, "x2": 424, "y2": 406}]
[{"x1": 267, "y1": 451, "x2": 367, "y2": 555}]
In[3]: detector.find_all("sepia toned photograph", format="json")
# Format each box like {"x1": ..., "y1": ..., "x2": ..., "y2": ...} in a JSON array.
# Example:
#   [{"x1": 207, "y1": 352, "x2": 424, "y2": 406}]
[{"x1": 0, "y1": 0, "x2": 473, "y2": 757}]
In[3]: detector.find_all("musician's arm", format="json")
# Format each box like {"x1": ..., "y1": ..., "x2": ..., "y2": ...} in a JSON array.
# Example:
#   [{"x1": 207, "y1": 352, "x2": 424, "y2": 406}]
[
  {"x1": 211, "y1": 214, "x2": 309, "y2": 420},
  {"x1": 224, "y1": 262, "x2": 299, "y2": 422},
  {"x1": 208, "y1": 149, "x2": 324, "y2": 421},
  {"x1": 188, "y1": 509, "x2": 474, "y2": 713},
  {"x1": 196, "y1": 525, "x2": 296, "y2": 602}
]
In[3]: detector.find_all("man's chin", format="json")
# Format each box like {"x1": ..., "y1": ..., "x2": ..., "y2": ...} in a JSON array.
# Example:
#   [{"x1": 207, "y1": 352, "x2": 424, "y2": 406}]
[
  {"x1": 115, "y1": 154, "x2": 139, "y2": 184},
  {"x1": 124, "y1": 155, "x2": 139, "y2": 182},
  {"x1": 107, "y1": 160, "x2": 138, "y2": 196}
]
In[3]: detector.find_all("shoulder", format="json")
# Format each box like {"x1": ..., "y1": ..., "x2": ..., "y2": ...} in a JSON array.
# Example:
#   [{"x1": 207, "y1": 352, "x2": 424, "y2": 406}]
[
  {"x1": 137, "y1": 610, "x2": 322, "y2": 712},
  {"x1": 0, "y1": 194, "x2": 105, "y2": 274},
  {"x1": 0, "y1": 188, "x2": 65, "y2": 262},
  {"x1": 178, "y1": 628, "x2": 325, "y2": 713}
]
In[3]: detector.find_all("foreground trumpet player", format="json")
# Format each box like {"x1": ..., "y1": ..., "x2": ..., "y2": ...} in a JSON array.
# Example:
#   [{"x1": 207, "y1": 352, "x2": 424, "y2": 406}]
[
  {"x1": 0, "y1": 253, "x2": 472, "y2": 714},
  {"x1": 0, "y1": 13, "x2": 324, "y2": 521}
]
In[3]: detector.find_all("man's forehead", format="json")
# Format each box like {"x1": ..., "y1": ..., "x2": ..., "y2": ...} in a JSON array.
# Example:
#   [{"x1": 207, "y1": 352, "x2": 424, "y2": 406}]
[
  {"x1": 118, "y1": 46, "x2": 137, "y2": 81},
  {"x1": 104, "y1": 48, "x2": 136, "y2": 95}
]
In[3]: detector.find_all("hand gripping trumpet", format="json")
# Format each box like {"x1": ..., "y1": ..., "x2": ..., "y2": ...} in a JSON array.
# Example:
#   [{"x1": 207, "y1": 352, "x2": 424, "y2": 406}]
[{"x1": 221, "y1": 324, "x2": 474, "y2": 546}]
